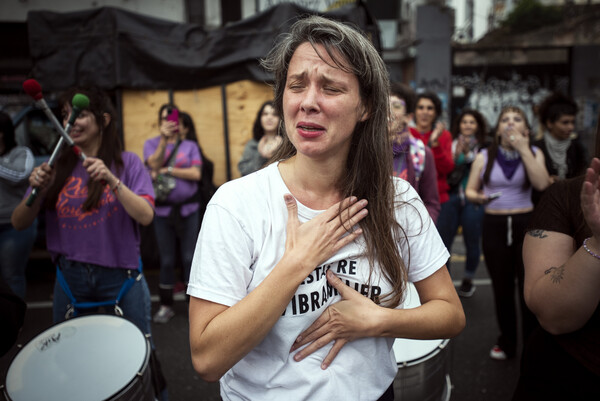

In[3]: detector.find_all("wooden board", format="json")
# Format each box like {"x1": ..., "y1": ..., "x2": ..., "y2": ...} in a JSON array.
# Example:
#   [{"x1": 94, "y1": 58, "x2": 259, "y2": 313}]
[
  {"x1": 121, "y1": 80, "x2": 274, "y2": 186},
  {"x1": 225, "y1": 81, "x2": 275, "y2": 180}
]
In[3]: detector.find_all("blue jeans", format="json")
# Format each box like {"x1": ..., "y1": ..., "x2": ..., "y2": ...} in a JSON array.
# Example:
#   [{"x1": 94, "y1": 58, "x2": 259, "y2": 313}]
[
  {"x1": 437, "y1": 191, "x2": 484, "y2": 278},
  {"x1": 53, "y1": 256, "x2": 152, "y2": 338},
  {"x1": 153, "y1": 209, "x2": 199, "y2": 289},
  {"x1": 0, "y1": 220, "x2": 37, "y2": 299}
]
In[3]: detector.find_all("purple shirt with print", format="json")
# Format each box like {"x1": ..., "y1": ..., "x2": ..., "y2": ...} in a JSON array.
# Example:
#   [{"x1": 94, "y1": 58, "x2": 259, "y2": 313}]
[
  {"x1": 42, "y1": 152, "x2": 154, "y2": 269},
  {"x1": 143, "y1": 137, "x2": 202, "y2": 218}
]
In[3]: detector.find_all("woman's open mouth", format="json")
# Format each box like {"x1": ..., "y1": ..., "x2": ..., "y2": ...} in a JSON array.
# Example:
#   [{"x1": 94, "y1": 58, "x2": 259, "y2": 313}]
[{"x1": 297, "y1": 123, "x2": 325, "y2": 138}]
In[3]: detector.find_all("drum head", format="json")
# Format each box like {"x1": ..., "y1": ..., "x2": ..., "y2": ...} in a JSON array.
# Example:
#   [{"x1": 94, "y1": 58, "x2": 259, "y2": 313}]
[
  {"x1": 393, "y1": 337, "x2": 446, "y2": 365},
  {"x1": 5, "y1": 315, "x2": 148, "y2": 401}
]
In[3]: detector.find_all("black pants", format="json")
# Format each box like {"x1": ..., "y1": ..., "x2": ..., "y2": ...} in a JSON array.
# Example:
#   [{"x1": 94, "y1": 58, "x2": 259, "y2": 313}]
[
  {"x1": 482, "y1": 212, "x2": 537, "y2": 357},
  {"x1": 377, "y1": 383, "x2": 394, "y2": 401},
  {"x1": 513, "y1": 327, "x2": 600, "y2": 400}
]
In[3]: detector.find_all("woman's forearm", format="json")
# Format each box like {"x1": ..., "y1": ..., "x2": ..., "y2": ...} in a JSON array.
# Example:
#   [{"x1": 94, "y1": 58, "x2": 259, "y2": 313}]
[
  {"x1": 377, "y1": 298, "x2": 465, "y2": 340},
  {"x1": 110, "y1": 179, "x2": 154, "y2": 226},
  {"x1": 521, "y1": 150, "x2": 550, "y2": 191},
  {"x1": 160, "y1": 166, "x2": 201, "y2": 181},
  {"x1": 147, "y1": 139, "x2": 168, "y2": 171},
  {"x1": 464, "y1": 153, "x2": 484, "y2": 204},
  {"x1": 376, "y1": 269, "x2": 465, "y2": 340},
  {"x1": 465, "y1": 188, "x2": 482, "y2": 204},
  {"x1": 525, "y1": 236, "x2": 600, "y2": 334},
  {"x1": 190, "y1": 254, "x2": 308, "y2": 381},
  {"x1": 11, "y1": 195, "x2": 41, "y2": 230}
]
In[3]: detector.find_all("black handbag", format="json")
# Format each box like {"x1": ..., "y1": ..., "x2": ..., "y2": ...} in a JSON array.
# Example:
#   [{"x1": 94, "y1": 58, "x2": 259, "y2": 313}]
[{"x1": 447, "y1": 163, "x2": 469, "y2": 190}]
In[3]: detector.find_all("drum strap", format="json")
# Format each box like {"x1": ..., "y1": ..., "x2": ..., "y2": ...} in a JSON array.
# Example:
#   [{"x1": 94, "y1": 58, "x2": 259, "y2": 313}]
[{"x1": 56, "y1": 259, "x2": 144, "y2": 319}]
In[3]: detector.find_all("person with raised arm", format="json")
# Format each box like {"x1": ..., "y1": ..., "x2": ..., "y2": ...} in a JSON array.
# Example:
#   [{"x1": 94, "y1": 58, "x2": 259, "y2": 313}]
[
  {"x1": 144, "y1": 104, "x2": 202, "y2": 323},
  {"x1": 465, "y1": 106, "x2": 550, "y2": 361}
]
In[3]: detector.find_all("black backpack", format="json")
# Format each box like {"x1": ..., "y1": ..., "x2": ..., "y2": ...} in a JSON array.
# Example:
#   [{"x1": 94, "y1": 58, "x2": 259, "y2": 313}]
[{"x1": 197, "y1": 146, "x2": 217, "y2": 223}]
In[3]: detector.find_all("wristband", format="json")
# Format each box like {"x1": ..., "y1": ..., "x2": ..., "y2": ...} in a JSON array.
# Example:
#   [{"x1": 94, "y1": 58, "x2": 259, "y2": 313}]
[
  {"x1": 168, "y1": 166, "x2": 173, "y2": 174},
  {"x1": 583, "y1": 237, "x2": 600, "y2": 260}
]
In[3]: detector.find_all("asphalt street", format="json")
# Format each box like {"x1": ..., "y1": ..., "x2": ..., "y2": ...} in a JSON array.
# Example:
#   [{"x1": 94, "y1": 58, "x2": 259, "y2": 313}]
[{"x1": 1, "y1": 235, "x2": 524, "y2": 401}]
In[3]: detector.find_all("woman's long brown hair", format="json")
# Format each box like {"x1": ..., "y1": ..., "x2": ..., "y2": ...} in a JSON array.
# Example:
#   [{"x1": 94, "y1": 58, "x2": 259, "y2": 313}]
[
  {"x1": 45, "y1": 87, "x2": 123, "y2": 211},
  {"x1": 262, "y1": 16, "x2": 422, "y2": 308}
]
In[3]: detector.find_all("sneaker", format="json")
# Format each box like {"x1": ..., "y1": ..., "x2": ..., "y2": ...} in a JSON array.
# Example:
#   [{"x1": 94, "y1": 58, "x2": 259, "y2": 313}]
[
  {"x1": 458, "y1": 278, "x2": 476, "y2": 298},
  {"x1": 490, "y1": 345, "x2": 507, "y2": 360},
  {"x1": 153, "y1": 305, "x2": 175, "y2": 324}
]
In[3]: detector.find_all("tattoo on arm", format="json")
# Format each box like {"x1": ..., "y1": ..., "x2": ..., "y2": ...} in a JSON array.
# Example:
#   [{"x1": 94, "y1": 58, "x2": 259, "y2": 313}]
[
  {"x1": 544, "y1": 265, "x2": 565, "y2": 284},
  {"x1": 528, "y1": 230, "x2": 548, "y2": 239}
]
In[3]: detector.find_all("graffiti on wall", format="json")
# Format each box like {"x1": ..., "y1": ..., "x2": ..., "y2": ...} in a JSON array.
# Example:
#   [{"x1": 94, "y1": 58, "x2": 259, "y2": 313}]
[
  {"x1": 451, "y1": 70, "x2": 569, "y2": 135},
  {"x1": 417, "y1": 77, "x2": 448, "y2": 94}
]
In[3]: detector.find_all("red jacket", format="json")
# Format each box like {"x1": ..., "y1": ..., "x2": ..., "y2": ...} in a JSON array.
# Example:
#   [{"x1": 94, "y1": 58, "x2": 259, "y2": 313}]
[{"x1": 410, "y1": 127, "x2": 455, "y2": 204}]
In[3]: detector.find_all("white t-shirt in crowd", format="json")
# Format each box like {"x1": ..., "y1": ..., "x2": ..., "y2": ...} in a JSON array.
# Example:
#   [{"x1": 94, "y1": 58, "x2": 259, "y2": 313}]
[{"x1": 187, "y1": 162, "x2": 449, "y2": 401}]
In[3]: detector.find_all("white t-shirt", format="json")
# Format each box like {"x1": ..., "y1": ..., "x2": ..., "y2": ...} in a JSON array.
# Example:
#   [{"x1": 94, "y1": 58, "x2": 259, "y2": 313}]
[{"x1": 187, "y1": 163, "x2": 449, "y2": 401}]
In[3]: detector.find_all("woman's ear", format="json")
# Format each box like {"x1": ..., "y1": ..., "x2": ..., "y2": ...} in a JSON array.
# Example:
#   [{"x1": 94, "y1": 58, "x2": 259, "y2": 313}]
[
  {"x1": 359, "y1": 104, "x2": 370, "y2": 122},
  {"x1": 103, "y1": 113, "x2": 111, "y2": 128}
]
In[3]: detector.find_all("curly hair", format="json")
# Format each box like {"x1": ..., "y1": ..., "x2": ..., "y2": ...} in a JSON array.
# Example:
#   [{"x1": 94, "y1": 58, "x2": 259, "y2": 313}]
[
  {"x1": 537, "y1": 92, "x2": 578, "y2": 129},
  {"x1": 451, "y1": 108, "x2": 489, "y2": 145}
]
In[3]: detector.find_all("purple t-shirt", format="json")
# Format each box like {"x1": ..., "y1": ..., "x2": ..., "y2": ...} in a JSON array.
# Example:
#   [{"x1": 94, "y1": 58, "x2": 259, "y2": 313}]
[
  {"x1": 143, "y1": 137, "x2": 202, "y2": 218},
  {"x1": 480, "y1": 147, "x2": 538, "y2": 211},
  {"x1": 43, "y1": 152, "x2": 154, "y2": 269}
]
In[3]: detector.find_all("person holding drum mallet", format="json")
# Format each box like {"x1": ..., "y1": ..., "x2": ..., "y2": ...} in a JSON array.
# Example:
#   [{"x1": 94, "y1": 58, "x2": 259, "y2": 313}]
[
  {"x1": 11, "y1": 86, "x2": 168, "y2": 399},
  {"x1": 188, "y1": 16, "x2": 465, "y2": 401}
]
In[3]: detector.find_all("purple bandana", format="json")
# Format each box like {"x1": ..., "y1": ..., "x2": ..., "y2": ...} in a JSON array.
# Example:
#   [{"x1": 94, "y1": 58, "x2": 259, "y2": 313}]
[
  {"x1": 392, "y1": 139, "x2": 410, "y2": 176},
  {"x1": 392, "y1": 139, "x2": 410, "y2": 157},
  {"x1": 496, "y1": 147, "x2": 521, "y2": 180}
]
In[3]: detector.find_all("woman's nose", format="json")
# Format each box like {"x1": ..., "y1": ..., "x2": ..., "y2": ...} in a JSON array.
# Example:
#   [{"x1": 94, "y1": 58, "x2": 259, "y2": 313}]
[{"x1": 300, "y1": 86, "x2": 320, "y2": 113}]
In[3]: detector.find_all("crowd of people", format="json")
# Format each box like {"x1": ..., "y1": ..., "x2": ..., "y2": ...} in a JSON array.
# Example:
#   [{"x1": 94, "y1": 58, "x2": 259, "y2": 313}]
[{"x1": 1, "y1": 14, "x2": 597, "y2": 401}]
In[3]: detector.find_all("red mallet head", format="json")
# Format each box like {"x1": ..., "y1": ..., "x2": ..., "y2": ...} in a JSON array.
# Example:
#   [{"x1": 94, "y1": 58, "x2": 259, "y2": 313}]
[{"x1": 23, "y1": 79, "x2": 43, "y2": 101}]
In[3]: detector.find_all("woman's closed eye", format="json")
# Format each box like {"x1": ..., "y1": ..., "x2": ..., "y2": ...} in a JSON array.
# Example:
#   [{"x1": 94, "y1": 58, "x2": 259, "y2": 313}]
[
  {"x1": 287, "y1": 83, "x2": 305, "y2": 91},
  {"x1": 324, "y1": 86, "x2": 342, "y2": 94}
]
